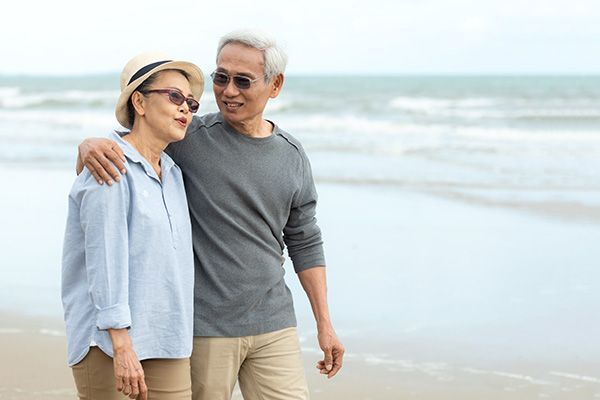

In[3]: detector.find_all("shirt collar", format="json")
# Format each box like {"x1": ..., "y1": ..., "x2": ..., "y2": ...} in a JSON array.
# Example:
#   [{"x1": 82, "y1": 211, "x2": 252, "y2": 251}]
[{"x1": 111, "y1": 131, "x2": 175, "y2": 179}]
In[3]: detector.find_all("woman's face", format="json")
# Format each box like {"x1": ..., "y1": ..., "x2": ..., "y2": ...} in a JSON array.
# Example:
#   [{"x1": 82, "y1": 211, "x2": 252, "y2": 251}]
[{"x1": 138, "y1": 70, "x2": 195, "y2": 143}]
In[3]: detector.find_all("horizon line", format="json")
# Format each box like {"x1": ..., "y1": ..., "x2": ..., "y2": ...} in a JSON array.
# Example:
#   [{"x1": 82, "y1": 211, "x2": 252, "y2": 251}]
[{"x1": 2, "y1": 72, "x2": 600, "y2": 78}]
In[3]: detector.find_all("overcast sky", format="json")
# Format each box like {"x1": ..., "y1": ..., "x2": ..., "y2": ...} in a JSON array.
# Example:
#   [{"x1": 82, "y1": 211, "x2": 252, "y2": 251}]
[{"x1": 2, "y1": 0, "x2": 599, "y2": 75}]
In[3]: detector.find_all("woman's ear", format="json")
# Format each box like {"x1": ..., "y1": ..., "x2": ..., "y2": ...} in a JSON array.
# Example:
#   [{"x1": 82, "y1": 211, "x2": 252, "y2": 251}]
[{"x1": 131, "y1": 91, "x2": 146, "y2": 118}]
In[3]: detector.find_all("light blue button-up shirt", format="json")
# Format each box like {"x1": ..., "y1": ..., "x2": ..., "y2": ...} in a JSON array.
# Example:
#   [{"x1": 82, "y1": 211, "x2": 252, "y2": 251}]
[{"x1": 61, "y1": 132, "x2": 194, "y2": 366}]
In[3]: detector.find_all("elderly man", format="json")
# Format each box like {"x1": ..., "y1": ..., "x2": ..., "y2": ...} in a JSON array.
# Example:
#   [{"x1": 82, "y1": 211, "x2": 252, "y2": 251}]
[{"x1": 77, "y1": 30, "x2": 344, "y2": 400}]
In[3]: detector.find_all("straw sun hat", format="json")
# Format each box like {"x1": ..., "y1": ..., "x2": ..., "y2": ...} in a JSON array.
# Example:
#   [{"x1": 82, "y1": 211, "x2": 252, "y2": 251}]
[{"x1": 115, "y1": 51, "x2": 204, "y2": 129}]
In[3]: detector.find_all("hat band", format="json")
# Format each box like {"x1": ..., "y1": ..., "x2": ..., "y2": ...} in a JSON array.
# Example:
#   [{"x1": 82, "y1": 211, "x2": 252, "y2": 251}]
[{"x1": 128, "y1": 60, "x2": 172, "y2": 85}]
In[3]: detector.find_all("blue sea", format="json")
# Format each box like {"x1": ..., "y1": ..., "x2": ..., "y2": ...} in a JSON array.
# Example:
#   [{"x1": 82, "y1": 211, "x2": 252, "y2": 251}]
[
  {"x1": 1, "y1": 75, "x2": 600, "y2": 204},
  {"x1": 1, "y1": 75, "x2": 599, "y2": 398}
]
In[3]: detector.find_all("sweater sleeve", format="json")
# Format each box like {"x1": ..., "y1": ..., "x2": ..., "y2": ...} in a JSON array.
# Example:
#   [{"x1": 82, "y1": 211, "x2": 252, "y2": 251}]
[
  {"x1": 283, "y1": 150, "x2": 326, "y2": 273},
  {"x1": 78, "y1": 173, "x2": 132, "y2": 330}
]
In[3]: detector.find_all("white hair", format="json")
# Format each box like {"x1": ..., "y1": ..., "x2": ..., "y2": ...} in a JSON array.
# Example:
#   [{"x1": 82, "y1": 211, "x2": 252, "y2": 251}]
[{"x1": 217, "y1": 29, "x2": 288, "y2": 82}]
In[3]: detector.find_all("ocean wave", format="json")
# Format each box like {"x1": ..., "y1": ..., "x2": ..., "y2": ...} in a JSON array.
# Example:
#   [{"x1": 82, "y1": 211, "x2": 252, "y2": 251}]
[
  {"x1": 276, "y1": 113, "x2": 600, "y2": 146},
  {"x1": 389, "y1": 96, "x2": 600, "y2": 120},
  {"x1": 39, "y1": 328, "x2": 65, "y2": 337},
  {"x1": 264, "y1": 100, "x2": 290, "y2": 112},
  {"x1": 0, "y1": 110, "x2": 119, "y2": 147},
  {"x1": 0, "y1": 86, "x2": 20, "y2": 98},
  {"x1": 0, "y1": 328, "x2": 23, "y2": 334},
  {"x1": 492, "y1": 371, "x2": 553, "y2": 385},
  {"x1": 0, "y1": 89, "x2": 120, "y2": 109},
  {"x1": 2, "y1": 107, "x2": 599, "y2": 151},
  {"x1": 456, "y1": 126, "x2": 600, "y2": 143},
  {"x1": 278, "y1": 114, "x2": 444, "y2": 136},
  {"x1": 390, "y1": 96, "x2": 497, "y2": 113},
  {"x1": 510, "y1": 109, "x2": 600, "y2": 120},
  {"x1": 0, "y1": 109, "x2": 117, "y2": 127},
  {"x1": 456, "y1": 108, "x2": 600, "y2": 121},
  {"x1": 550, "y1": 371, "x2": 600, "y2": 383}
]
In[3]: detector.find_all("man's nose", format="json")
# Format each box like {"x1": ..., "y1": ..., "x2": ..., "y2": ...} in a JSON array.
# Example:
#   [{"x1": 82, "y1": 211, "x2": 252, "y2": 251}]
[{"x1": 222, "y1": 79, "x2": 240, "y2": 96}]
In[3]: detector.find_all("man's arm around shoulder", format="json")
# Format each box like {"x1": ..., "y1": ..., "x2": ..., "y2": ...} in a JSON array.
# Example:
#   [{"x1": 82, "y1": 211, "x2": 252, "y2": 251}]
[{"x1": 76, "y1": 137, "x2": 127, "y2": 185}]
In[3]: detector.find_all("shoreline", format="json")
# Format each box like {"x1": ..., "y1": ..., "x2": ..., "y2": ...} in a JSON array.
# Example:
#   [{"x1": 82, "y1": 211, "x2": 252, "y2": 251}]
[
  {"x1": 2, "y1": 167, "x2": 600, "y2": 399},
  {"x1": 2, "y1": 162, "x2": 599, "y2": 225},
  {"x1": 1, "y1": 313, "x2": 600, "y2": 400}
]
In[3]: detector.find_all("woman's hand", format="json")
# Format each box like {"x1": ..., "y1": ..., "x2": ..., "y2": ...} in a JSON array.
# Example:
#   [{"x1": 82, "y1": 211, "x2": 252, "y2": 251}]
[
  {"x1": 108, "y1": 329, "x2": 148, "y2": 400},
  {"x1": 77, "y1": 138, "x2": 127, "y2": 185}
]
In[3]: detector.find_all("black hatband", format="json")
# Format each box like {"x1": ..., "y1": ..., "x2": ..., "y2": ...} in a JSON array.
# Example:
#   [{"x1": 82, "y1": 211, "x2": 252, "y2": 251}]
[{"x1": 128, "y1": 60, "x2": 172, "y2": 84}]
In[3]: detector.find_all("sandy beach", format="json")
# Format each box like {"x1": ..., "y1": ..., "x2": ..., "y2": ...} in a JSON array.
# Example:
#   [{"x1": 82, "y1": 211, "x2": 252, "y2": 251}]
[
  {"x1": 1, "y1": 311, "x2": 600, "y2": 400},
  {"x1": 1, "y1": 165, "x2": 600, "y2": 399}
]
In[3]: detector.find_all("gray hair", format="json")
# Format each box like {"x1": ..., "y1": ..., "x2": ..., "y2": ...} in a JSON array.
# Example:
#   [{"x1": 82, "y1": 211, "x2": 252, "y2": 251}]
[{"x1": 216, "y1": 29, "x2": 288, "y2": 82}]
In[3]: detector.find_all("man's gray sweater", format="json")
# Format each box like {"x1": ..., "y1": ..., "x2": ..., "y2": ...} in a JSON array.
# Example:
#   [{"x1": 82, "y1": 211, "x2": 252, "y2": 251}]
[{"x1": 166, "y1": 112, "x2": 325, "y2": 337}]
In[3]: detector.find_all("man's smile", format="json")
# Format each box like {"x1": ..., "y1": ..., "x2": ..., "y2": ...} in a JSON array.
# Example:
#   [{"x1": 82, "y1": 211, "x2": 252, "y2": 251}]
[{"x1": 223, "y1": 101, "x2": 243, "y2": 110}]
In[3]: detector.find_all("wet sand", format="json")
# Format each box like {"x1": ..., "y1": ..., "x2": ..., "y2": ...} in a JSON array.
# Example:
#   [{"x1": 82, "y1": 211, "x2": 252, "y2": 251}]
[
  {"x1": 2, "y1": 166, "x2": 600, "y2": 399},
  {"x1": 1, "y1": 313, "x2": 600, "y2": 400}
]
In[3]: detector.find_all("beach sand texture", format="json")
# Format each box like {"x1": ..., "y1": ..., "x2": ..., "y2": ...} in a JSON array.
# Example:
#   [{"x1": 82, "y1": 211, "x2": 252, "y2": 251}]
[
  {"x1": 1, "y1": 313, "x2": 599, "y2": 400},
  {"x1": 1, "y1": 166, "x2": 599, "y2": 399}
]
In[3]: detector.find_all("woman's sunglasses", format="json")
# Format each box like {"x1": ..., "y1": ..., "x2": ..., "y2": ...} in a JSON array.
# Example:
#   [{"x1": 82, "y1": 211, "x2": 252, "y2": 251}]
[
  {"x1": 140, "y1": 89, "x2": 200, "y2": 113},
  {"x1": 211, "y1": 71, "x2": 261, "y2": 90}
]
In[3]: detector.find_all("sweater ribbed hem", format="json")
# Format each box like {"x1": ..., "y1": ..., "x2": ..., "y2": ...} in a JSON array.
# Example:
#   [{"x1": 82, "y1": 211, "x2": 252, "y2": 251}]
[{"x1": 193, "y1": 314, "x2": 297, "y2": 337}]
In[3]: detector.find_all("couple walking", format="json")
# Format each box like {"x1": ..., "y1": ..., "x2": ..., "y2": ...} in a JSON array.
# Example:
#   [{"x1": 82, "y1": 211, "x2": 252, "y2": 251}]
[{"x1": 61, "y1": 29, "x2": 344, "y2": 400}]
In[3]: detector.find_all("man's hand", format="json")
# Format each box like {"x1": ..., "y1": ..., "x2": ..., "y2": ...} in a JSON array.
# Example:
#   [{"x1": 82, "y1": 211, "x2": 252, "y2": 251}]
[
  {"x1": 297, "y1": 267, "x2": 344, "y2": 379},
  {"x1": 77, "y1": 138, "x2": 127, "y2": 185},
  {"x1": 316, "y1": 327, "x2": 344, "y2": 378}
]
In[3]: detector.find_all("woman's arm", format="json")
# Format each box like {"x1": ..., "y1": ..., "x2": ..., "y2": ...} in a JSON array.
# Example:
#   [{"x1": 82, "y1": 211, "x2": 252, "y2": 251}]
[
  {"x1": 78, "y1": 174, "x2": 147, "y2": 399},
  {"x1": 108, "y1": 328, "x2": 148, "y2": 400}
]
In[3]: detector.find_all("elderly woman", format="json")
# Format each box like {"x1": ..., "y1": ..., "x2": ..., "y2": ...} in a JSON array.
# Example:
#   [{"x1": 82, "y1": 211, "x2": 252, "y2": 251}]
[{"x1": 62, "y1": 52, "x2": 203, "y2": 400}]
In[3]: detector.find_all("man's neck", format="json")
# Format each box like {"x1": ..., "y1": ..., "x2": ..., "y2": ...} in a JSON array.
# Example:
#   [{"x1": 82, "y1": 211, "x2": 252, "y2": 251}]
[{"x1": 229, "y1": 117, "x2": 273, "y2": 138}]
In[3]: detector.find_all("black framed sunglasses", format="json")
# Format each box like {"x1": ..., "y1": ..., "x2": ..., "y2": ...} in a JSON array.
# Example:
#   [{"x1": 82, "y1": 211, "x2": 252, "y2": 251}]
[
  {"x1": 140, "y1": 89, "x2": 200, "y2": 113},
  {"x1": 210, "y1": 71, "x2": 262, "y2": 90}
]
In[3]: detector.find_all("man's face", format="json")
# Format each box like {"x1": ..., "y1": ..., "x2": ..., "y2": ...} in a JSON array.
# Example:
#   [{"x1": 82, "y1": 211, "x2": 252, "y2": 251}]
[{"x1": 213, "y1": 43, "x2": 282, "y2": 129}]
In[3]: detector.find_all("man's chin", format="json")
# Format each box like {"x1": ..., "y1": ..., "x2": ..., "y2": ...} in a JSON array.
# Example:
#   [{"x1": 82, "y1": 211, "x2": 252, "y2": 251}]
[{"x1": 220, "y1": 110, "x2": 245, "y2": 123}]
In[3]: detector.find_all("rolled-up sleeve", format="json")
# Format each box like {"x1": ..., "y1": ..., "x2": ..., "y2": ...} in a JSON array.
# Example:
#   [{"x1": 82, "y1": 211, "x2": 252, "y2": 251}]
[
  {"x1": 79, "y1": 176, "x2": 132, "y2": 330},
  {"x1": 283, "y1": 152, "x2": 326, "y2": 273}
]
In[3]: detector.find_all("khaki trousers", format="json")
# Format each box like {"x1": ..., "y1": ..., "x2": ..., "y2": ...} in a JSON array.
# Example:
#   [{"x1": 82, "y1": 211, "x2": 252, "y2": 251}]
[
  {"x1": 72, "y1": 347, "x2": 192, "y2": 400},
  {"x1": 190, "y1": 327, "x2": 309, "y2": 400}
]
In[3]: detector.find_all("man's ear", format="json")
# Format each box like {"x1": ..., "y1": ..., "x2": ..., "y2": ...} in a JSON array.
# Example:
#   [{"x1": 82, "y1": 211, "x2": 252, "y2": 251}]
[
  {"x1": 269, "y1": 74, "x2": 285, "y2": 99},
  {"x1": 131, "y1": 91, "x2": 146, "y2": 117}
]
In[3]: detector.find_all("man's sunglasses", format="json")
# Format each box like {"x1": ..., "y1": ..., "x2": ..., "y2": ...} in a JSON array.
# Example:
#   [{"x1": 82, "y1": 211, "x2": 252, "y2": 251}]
[
  {"x1": 140, "y1": 89, "x2": 200, "y2": 113},
  {"x1": 211, "y1": 71, "x2": 262, "y2": 90}
]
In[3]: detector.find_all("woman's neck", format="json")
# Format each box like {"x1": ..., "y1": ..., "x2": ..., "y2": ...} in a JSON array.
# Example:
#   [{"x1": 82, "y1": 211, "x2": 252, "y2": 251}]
[{"x1": 123, "y1": 128, "x2": 166, "y2": 178}]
